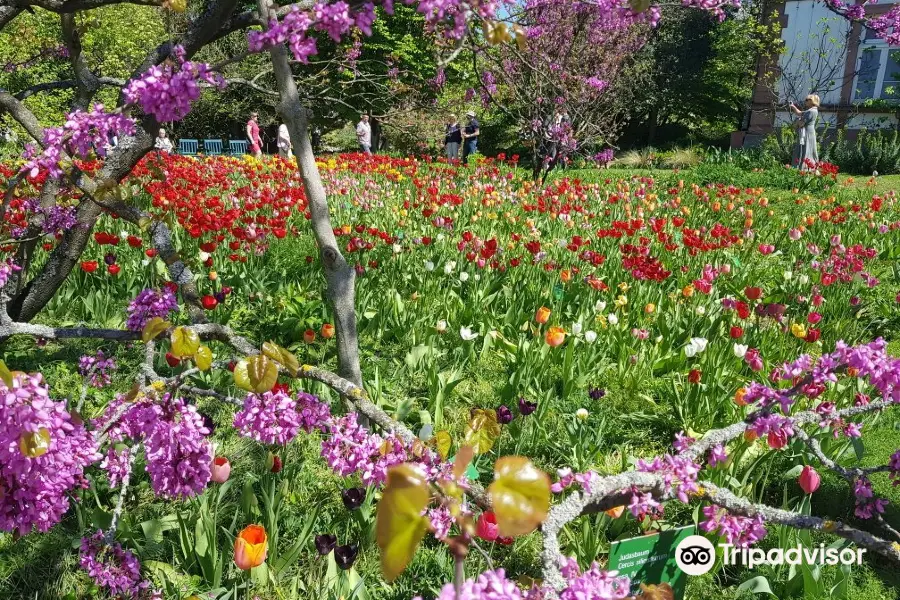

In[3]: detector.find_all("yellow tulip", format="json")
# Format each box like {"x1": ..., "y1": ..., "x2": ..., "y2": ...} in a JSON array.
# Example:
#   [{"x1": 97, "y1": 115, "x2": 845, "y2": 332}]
[{"x1": 234, "y1": 525, "x2": 268, "y2": 570}]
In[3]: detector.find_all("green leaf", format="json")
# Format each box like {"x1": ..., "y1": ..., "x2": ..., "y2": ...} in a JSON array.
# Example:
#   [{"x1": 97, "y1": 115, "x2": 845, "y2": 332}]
[
  {"x1": 488, "y1": 456, "x2": 550, "y2": 537},
  {"x1": 463, "y1": 409, "x2": 501, "y2": 455},
  {"x1": 234, "y1": 355, "x2": 279, "y2": 393},
  {"x1": 737, "y1": 576, "x2": 775, "y2": 596},
  {"x1": 0, "y1": 360, "x2": 13, "y2": 388},
  {"x1": 262, "y1": 341, "x2": 299, "y2": 376},
  {"x1": 141, "y1": 317, "x2": 171, "y2": 342},
  {"x1": 194, "y1": 345, "x2": 213, "y2": 371},
  {"x1": 170, "y1": 326, "x2": 200, "y2": 358},
  {"x1": 376, "y1": 463, "x2": 430, "y2": 582}
]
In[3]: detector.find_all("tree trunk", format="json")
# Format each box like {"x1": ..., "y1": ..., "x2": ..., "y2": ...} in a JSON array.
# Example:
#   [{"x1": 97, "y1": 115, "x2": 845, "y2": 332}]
[
  {"x1": 371, "y1": 116, "x2": 382, "y2": 152},
  {"x1": 7, "y1": 131, "x2": 154, "y2": 322},
  {"x1": 257, "y1": 0, "x2": 364, "y2": 389},
  {"x1": 647, "y1": 106, "x2": 658, "y2": 147}
]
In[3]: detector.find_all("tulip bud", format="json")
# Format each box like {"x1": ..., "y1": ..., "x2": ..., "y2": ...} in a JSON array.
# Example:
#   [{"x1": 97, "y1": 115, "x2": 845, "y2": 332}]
[
  {"x1": 210, "y1": 456, "x2": 231, "y2": 483},
  {"x1": 798, "y1": 465, "x2": 821, "y2": 494}
]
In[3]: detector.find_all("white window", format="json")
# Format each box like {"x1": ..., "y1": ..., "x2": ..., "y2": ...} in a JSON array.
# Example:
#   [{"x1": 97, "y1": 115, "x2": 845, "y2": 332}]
[{"x1": 854, "y1": 28, "x2": 900, "y2": 101}]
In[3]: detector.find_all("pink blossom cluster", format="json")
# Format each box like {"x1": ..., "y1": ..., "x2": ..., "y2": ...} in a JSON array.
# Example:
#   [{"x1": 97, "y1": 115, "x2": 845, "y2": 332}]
[
  {"x1": 22, "y1": 104, "x2": 135, "y2": 178},
  {"x1": 557, "y1": 557, "x2": 631, "y2": 600},
  {"x1": 123, "y1": 46, "x2": 224, "y2": 123},
  {"x1": 79, "y1": 530, "x2": 151, "y2": 598},
  {"x1": 853, "y1": 477, "x2": 888, "y2": 519},
  {"x1": 100, "y1": 446, "x2": 133, "y2": 489},
  {"x1": 125, "y1": 285, "x2": 178, "y2": 331},
  {"x1": 889, "y1": 450, "x2": 900, "y2": 485},
  {"x1": 138, "y1": 396, "x2": 211, "y2": 498},
  {"x1": 700, "y1": 505, "x2": 766, "y2": 547},
  {"x1": 550, "y1": 467, "x2": 600, "y2": 494},
  {"x1": 321, "y1": 412, "x2": 406, "y2": 486},
  {"x1": 628, "y1": 487, "x2": 662, "y2": 519},
  {"x1": 681, "y1": 0, "x2": 741, "y2": 22},
  {"x1": 248, "y1": 1, "x2": 375, "y2": 63},
  {"x1": 637, "y1": 454, "x2": 701, "y2": 502},
  {"x1": 0, "y1": 372, "x2": 100, "y2": 535},
  {"x1": 413, "y1": 568, "x2": 530, "y2": 600},
  {"x1": 0, "y1": 259, "x2": 21, "y2": 289},
  {"x1": 95, "y1": 394, "x2": 211, "y2": 498},
  {"x1": 234, "y1": 389, "x2": 329, "y2": 445},
  {"x1": 79, "y1": 349, "x2": 117, "y2": 388}
]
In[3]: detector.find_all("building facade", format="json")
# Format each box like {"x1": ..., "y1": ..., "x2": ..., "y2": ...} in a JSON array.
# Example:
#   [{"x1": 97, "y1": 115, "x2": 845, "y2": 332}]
[{"x1": 734, "y1": 0, "x2": 900, "y2": 148}]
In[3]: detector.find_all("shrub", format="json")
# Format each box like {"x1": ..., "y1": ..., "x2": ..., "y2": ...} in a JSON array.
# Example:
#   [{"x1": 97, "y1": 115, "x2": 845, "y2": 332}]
[
  {"x1": 613, "y1": 147, "x2": 658, "y2": 169},
  {"x1": 662, "y1": 147, "x2": 702, "y2": 169},
  {"x1": 759, "y1": 126, "x2": 796, "y2": 167},
  {"x1": 823, "y1": 129, "x2": 900, "y2": 175}
]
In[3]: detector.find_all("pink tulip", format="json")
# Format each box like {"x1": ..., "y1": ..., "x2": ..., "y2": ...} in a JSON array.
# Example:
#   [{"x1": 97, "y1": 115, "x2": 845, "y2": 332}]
[
  {"x1": 476, "y1": 512, "x2": 499, "y2": 541},
  {"x1": 798, "y1": 466, "x2": 821, "y2": 494},
  {"x1": 211, "y1": 456, "x2": 231, "y2": 483}
]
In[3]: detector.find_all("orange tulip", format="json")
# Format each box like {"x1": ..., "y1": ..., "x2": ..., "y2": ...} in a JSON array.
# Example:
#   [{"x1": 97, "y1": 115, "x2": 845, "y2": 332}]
[
  {"x1": 535, "y1": 306, "x2": 551, "y2": 324},
  {"x1": 734, "y1": 387, "x2": 748, "y2": 407},
  {"x1": 545, "y1": 326, "x2": 566, "y2": 347},
  {"x1": 560, "y1": 269, "x2": 572, "y2": 283},
  {"x1": 234, "y1": 525, "x2": 268, "y2": 570},
  {"x1": 604, "y1": 505, "x2": 625, "y2": 519},
  {"x1": 682, "y1": 284, "x2": 695, "y2": 298},
  {"x1": 321, "y1": 323, "x2": 335, "y2": 339},
  {"x1": 303, "y1": 329, "x2": 316, "y2": 344}
]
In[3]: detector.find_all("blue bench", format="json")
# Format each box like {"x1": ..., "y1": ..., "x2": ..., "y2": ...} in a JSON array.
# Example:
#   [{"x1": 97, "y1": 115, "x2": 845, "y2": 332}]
[
  {"x1": 178, "y1": 139, "x2": 199, "y2": 155},
  {"x1": 204, "y1": 139, "x2": 223, "y2": 155},
  {"x1": 229, "y1": 140, "x2": 249, "y2": 156}
]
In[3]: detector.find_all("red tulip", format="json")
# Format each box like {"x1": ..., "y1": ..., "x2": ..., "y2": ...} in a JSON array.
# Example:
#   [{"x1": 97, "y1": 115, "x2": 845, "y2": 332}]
[
  {"x1": 80, "y1": 260, "x2": 98, "y2": 273},
  {"x1": 303, "y1": 329, "x2": 316, "y2": 344},
  {"x1": 145, "y1": 248, "x2": 157, "y2": 258},
  {"x1": 476, "y1": 512, "x2": 499, "y2": 541},
  {"x1": 201, "y1": 295, "x2": 218, "y2": 310},
  {"x1": 767, "y1": 430, "x2": 788, "y2": 449},
  {"x1": 107, "y1": 264, "x2": 120, "y2": 276},
  {"x1": 798, "y1": 465, "x2": 820, "y2": 494},
  {"x1": 127, "y1": 235, "x2": 142, "y2": 248},
  {"x1": 165, "y1": 352, "x2": 180, "y2": 367},
  {"x1": 807, "y1": 312, "x2": 822, "y2": 324},
  {"x1": 805, "y1": 328, "x2": 821, "y2": 343},
  {"x1": 744, "y1": 287, "x2": 762, "y2": 301},
  {"x1": 688, "y1": 369, "x2": 702, "y2": 384},
  {"x1": 729, "y1": 326, "x2": 743, "y2": 339}
]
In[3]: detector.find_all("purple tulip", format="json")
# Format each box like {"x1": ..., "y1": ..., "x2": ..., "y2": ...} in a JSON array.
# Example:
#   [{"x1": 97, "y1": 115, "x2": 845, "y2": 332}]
[
  {"x1": 518, "y1": 397, "x2": 537, "y2": 416},
  {"x1": 496, "y1": 405, "x2": 513, "y2": 424}
]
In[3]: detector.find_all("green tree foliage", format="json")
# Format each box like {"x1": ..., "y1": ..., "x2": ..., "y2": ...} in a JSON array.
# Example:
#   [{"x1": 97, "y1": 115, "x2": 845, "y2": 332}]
[{"x1": 0, "y1": 6, "x2": 166, "y2": 128}]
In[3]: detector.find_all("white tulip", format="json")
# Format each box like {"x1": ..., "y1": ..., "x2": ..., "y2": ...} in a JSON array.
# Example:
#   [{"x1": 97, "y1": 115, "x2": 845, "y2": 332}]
[
  {"x1": 393, "y1": 244, "x2": 403, "y2": 254},
  {"x1": 436, "y1": 320, "x2": 448, "y2": 333},
  {"x1": 684, "y1": 337, "x2": 708, "y2": 358},
  {"x1": 424, "y1": 261, "x2": 435, "y2": 271},
  {"x1": 575, "y1": 408, "x2": 589, "y2": 421},
  {"x1": 572, "y1": 322, "x2": 583, "y2": 335},
  {"x1": 595, "y1": 300, "x2": 607, "y2": 313},
  {"x1": 607, "y1": 313, "x2": 619, "y2": 326},
  {"x1": 585, "y1": 330, "x2": 598, "y2": 343},
  {"x1": 734, "y1": 343, "x2": 748, "y2": 358},
  {"x1": 444, "y1": 261, "x2": 456, "y2": 274},
  {"x1": 199, "y1": 251, "x2": 210, "y2": 262},
  {"x1": 460, "y1": 326, "x2": 479, "y2": 341},
  {"x1": 799, "y1": 274, "x2": 810, "y2": 285},
  {"x1": 783, "y1": 271, "x2": 793, "y2": 281},
  {"x1": 695, "y1": 306, "x2": 706, "y2": 316},
  {"x1": 459, "y1": 272, "x2": 469, "y2": 282}
]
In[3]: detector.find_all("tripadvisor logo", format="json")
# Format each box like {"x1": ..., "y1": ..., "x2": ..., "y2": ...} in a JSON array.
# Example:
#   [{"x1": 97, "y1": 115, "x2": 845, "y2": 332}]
[{"x1": 675, "y1": 535, "x2": 866, "y2": 576}]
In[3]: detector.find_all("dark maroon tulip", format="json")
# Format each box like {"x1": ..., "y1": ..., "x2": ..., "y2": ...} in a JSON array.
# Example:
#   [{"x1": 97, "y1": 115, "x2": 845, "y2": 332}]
[
  {"x1": 588, "y1": 387, "x2": 606, "y2": 400},
  {"x1": 496, "y1": 405, "x2": 513, "y2": 424},
  {"x1": 334, "y1": 543, "x2": 359, "y2": 569},
  {"x1": 518, "y1": 397, "x2": 537, "y2": 416},
  {"x1": 341, "y1": 487, "x2": 366, "y2": 510},
  {"x1": 315, "y1": 534, "x2": 337, "y2": 555}
]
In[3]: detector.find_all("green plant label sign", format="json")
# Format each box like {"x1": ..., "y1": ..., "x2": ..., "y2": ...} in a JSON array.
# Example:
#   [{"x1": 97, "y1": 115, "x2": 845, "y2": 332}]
[{"x1": 608, "y1": 525, "x2": 694, "y2": 599}]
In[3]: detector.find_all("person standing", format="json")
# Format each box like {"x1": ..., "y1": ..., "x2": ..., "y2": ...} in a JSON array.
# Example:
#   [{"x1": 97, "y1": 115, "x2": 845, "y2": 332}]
[
  {"x1": 277, "y1": 123, "x2": 292, "y2": 159},
  {"x1": 247, "y1": 112, "x2": 263, "y2": 159},
  {"x1": 154, "y1": 128, "x2": 174, "y2": 153},
  {"x1": 356, "y1": 114, "x2": 372, "y2": 154},
  {"x1": 461, "y1": 111, "x2": 479, "y2": 165},
  {"x1": 789, "y1": 94, "x2": 820, "y2": 171},
  {"x1": 444, "y1": 114, "x2": 462, "y2": 160}
]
